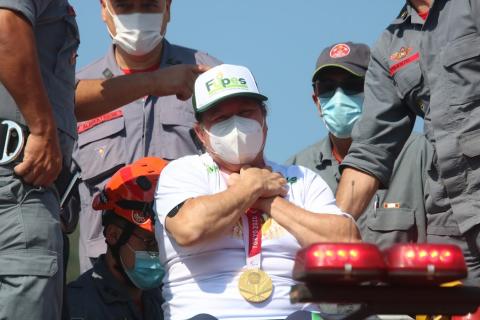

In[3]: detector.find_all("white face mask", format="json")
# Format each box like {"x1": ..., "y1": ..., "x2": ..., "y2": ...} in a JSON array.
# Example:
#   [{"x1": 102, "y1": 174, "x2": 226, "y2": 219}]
[
  {"x1": 106, "y1": 0, "x2": 165, "y2": 56},
  {"x1": 205, "y1": 115, "x2": 265, "y2": 165}
]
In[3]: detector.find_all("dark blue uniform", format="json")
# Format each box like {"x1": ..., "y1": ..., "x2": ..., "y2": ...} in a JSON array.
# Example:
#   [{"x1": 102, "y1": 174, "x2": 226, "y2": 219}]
[{"x1": 67, "y1": 255, "x2": 164, "y2": 320}]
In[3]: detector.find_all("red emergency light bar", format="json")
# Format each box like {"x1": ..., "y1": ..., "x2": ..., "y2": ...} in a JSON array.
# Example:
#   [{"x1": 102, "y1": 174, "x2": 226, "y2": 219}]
[
  {"x1": 384, "y1": 244, "x2": 467, "y2": 284},
  {"x1": 293, "y1": 243, "x2": 386, "y2": 284}
]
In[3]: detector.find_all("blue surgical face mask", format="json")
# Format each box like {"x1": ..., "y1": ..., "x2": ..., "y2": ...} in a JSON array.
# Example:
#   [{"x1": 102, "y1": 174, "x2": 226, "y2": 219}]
[
  {"x1": 121, "y1": 243, "x2": 165, "y2": 290},
  {"x1": 319, "y1": 87, "x2": 364, "y2": 139}
]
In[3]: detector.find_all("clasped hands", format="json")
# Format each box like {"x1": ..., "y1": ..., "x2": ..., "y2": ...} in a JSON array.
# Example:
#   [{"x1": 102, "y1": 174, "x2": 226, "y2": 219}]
[{"x1": 227, "y1": 166, "x2": 288, "y2": 214}]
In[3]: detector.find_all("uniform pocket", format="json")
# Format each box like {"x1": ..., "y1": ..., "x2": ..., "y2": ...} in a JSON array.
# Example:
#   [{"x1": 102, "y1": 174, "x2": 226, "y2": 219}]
[
  {"x1": 364, "y1": 208, "x2": 416, "y2": 250},
  {"x1": 392, "y1": 59, "x2": 428, "y2": 116},
  {"x1": 459, "y1": 128, "x2": 480, "y2": 158},
  {"x1": 0, "y1": 176, "x2": 26, "y2": 253},
  {"x1": 158, "y1": 98, "x2": 196, "y2": 126},
  {"x1": 443, "y1": 33, "x2": 480, "y2": 105},
  {"x1": 151, "y1": 98, "x2": 200, "y2": 159},
  {"x1": 76, "y1": 116, "x2": 126, "y2": 183},
  {"x1": 19, "y1": 186, "x2": 61, "y2": 276},
  {"x1": 393, "y1": 60, "x2": 422, "y2": 98},
  {"x1": 0, "y1": 177, "x2": 60, "y2": 276},
  {"x1": 458, "y1": 128, "x2": 480, "y2": 194},
  {"x1": 368, "y1": 208, "x2": 415, "y2": 231}
]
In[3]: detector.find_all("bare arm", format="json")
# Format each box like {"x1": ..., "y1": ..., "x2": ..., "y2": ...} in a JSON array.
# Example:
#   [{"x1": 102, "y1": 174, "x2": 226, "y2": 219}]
[
  {"x1": 255, "y1": 196, "x2": 361, "y2": 247},
  {"x1": 75, "y1": 64, "x2": 210, "y2": 121},
  {"x1": 335, "y1": 167, "x2": 380, "y2": 220},
  {"x1": 165, "y1": 167, "x2": 287, "y2": 246},
  {"x1": 0, "y1": 9, "x2": 61, "y2": 186}
]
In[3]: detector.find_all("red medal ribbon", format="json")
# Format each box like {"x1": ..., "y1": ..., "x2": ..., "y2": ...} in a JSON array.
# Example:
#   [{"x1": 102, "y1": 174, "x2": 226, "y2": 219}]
[{"x1": 245, "y1": 208, "x2": 263, "y2": 262}]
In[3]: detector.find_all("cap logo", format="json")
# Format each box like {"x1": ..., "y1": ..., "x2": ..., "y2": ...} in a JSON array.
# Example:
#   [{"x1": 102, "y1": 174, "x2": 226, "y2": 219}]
[
  {"x1": 205, "y1": 72, "x2": 248, "y2": 96},
  {"x1": 329, "y1": 43, "x2": 351, "y2": 58},
  {"x1": 132, "y1": 211, "x2": 149, "y2": 225}
]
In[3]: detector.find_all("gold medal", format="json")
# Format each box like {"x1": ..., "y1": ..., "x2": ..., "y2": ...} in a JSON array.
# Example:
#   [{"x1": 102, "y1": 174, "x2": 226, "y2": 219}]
[{"x1": 238, "y1": 269, "x2": 273, "y2": 303}]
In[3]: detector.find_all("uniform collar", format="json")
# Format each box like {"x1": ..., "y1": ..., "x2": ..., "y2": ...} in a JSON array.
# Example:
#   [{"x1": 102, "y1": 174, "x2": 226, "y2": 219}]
[
  {"x1": 160, "y1": 39, "x2": 185, "y2": 67},
  {"x1": 91, "y1": 255, "x2": 131, "y2": 303},
  {"x1": 104, "y1": 38, "x2": 176, "y2": 78},
  {"x1": 91, "y1": 255, "x2": 162, "y2": 318},
  {"x1": 392, "y1": 1, "x2": 432, "y2": 25},
  {"x1": 316, "y1": 137, "x2": 335, "y2": 165},
  {"x1": 105, "y1": 45, "x2": 123, "y2": 78}
]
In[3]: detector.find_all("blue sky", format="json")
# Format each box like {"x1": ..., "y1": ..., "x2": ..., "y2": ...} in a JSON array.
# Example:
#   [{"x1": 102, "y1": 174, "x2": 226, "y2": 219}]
[{"x1": 70, "y1": 0, "x2": 416, "y2": 163}]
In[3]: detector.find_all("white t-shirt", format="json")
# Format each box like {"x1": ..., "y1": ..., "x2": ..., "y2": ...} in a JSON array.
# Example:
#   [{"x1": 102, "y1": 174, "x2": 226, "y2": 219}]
[{"x1": 154, "y1": 153, "x2": 348, "y2": 320}]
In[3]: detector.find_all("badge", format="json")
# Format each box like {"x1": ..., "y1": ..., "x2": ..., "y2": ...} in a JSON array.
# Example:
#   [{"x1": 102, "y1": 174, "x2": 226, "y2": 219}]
[
  {"x1": 329, "y1": 43, "x2": 351, "y2": 58},
  {"x1": 77, "y1": 109, "x2": 123, "y2": 133},
  {"x1": 383, "y1": 202, "x2": 401, "y2": 209},
  {"x1": 389, "y1": 47, "x2": 413, "y2": 62},
  {"x1": 238, "y1": 268, "x2": 273, "y2": 303},
  {"x1": 94, "y1": 147, "x2": 106, "y2": 158},
  {"x1": 389, "y1": 51, "x2": 420, "y2": 76},
  {"x1": 132, "y1": 211, "x2": 149, "y2": 225}
]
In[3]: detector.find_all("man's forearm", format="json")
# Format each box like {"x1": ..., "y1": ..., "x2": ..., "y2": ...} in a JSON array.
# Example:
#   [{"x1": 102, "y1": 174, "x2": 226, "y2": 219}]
[
  {"x1": 336, "y1": 167, "x2": 380, "y2": 219},
  {"x1": 75, "y1": 64, "x2": 207, "y2": 121},
  {"x1": 263, "y1": 197, "x2": 360, "y2": 247},
  {"x1": 0, "y1": 10, "x2": 56, "y2": 134},
  {"x1": 75, "y1": 75, "x2": 152, "y2": 121},
  {"x1": 165, "y1": 183, "x2": 260, "y2": 246}
]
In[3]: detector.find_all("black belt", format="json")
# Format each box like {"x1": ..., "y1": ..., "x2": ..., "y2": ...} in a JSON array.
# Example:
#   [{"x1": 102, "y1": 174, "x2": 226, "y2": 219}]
[{"x1": 0, "y1": 119, "x2": 28, "y2": 165}]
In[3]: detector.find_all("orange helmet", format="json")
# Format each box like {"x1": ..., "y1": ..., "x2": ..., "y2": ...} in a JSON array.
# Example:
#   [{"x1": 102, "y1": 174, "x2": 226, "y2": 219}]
[{"x1": 92, "y1": 157, "x2": 169, "y2": 233}]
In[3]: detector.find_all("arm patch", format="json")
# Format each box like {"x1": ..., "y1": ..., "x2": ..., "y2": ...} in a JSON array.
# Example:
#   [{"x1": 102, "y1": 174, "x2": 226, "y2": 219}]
[{"x1": 167, "y1": 200, "x2": 186, "y2": 218}]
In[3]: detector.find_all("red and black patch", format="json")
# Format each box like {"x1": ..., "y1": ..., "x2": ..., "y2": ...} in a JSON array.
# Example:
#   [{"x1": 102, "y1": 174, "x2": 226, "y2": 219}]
[
  {"x1": 389, "y1": 52, "x2": 420, "y2": 76},
  {"x1": 77, "y1": 109, "x2": 123, "y2": 133},
  {"x1": 329, "y1": 44, "x2": 351, "y2": 58}
]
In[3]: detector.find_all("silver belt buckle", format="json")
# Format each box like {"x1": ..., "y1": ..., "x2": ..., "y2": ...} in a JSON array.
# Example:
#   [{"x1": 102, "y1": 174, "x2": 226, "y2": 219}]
[{"x1": 0, "y1": 120, "x2": 25, "y2": 165}]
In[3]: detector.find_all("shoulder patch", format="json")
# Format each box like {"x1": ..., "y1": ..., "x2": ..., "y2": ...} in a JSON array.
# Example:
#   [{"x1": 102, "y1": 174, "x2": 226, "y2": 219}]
[{"x1": 77, "y1": 109, "x2": 123, "y2": 133}]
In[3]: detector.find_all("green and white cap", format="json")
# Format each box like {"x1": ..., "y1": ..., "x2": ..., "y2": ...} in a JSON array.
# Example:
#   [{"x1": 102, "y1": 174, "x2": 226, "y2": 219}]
[{"x1": 193, "y1": 64, "x2": 268, "y2": 114}]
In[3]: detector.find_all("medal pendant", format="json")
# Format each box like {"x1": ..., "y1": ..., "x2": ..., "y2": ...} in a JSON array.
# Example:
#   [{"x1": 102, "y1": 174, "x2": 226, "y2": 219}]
[{"x1": 238, "y1": 269, "x2": 273, "y2": 303}]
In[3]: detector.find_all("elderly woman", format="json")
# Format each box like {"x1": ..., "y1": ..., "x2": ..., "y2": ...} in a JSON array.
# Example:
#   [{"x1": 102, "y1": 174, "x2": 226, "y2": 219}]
[{"x1": 154, "y1": 64, "x2": 360, "y2": 320}]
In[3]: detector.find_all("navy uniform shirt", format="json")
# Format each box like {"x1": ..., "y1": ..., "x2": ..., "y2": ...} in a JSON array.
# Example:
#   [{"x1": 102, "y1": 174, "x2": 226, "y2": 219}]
[
  {"x1": 67, "y1": 254, "x2": 163, "y2": 320},
  {"x1": 287, "y1": 133, "x2": 432, "y2": 249},
  {"x1": 73, "y1": 41, "x2": 221, "y2": 270},
  {"x1": 342, "y1": 0, "x2": 480, "y2": 237}
]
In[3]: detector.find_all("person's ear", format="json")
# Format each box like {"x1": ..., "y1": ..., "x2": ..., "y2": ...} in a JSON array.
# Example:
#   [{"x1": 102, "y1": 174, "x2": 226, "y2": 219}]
[
  {"x1": 105, "y1": 224, "x2": 122, "y2": 246},
  {"x1": 194, "y1": 122, "x2": 208, "y2": 146},
  {"x1": 164, "y1": 0, "x2": 172, "y2": 23},
  {"x1": 312, "y1": 93, "x2": 323, "y2": 117},
  {"x1": 101, "y1": 0, "x2": 108, "y2": 22}
]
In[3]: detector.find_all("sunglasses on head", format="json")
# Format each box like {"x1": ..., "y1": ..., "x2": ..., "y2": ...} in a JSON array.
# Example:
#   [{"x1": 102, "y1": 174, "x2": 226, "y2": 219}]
[{"x1": 313, "y1": 77, "x2": 364, "y2": 98}]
